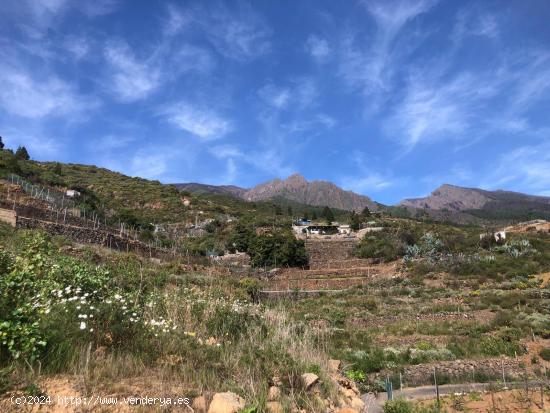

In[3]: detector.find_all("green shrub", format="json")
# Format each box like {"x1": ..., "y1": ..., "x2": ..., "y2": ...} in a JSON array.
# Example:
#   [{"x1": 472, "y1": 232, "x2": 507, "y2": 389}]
[
  {"x1": 540, "y1": 348, "x2": 550, "y2": 361},
  {"x1": 383, "y1": 398, "x2": 414, "y2": 413},
  {"x1": 247, "y1": 231, "x2": 308, "y2": 268}
]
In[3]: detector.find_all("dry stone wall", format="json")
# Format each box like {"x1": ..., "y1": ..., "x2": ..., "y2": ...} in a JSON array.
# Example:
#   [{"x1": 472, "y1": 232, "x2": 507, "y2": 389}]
[
  {"x1": 305, "y1": 240, "x2": 359, "y2": 269},
  {"x1": 373, "y1": 357, "x2": 524, "y2": 386},
  {"x1": 16, "y1": 217, "x2": 173, "y2": 259}
]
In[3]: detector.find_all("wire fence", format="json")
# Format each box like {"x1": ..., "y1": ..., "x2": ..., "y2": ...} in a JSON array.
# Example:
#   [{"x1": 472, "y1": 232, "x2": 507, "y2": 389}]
[
  {"x1": 1, "y1": 174, "x2": 183, "y2": 255},
  {"x1": 7, "y1": 173, "x2": 77, "y2": 210}
]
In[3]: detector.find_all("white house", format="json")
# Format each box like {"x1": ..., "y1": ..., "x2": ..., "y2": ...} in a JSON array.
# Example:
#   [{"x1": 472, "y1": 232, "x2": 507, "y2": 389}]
[{"x1": 66, "y1": 189, "x2": 81, "y2": 198}]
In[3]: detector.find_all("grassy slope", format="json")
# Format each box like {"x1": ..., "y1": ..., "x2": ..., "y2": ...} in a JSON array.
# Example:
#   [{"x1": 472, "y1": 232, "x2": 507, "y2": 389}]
[
  {"x1": 0, "y1": 151, "x2": 352, "y2": 227},
  {"x1": 0, "y1": 224, "x2": 333, "y2": 409}
]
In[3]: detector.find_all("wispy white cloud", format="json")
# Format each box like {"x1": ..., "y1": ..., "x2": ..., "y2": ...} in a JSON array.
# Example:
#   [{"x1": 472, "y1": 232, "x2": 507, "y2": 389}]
[
  {"x1": 339, "y1": 0, "x2": 435, "y2": 96},
  {"x1": 387, "y1": 47, "x2": 550, "y2": 149},
  {"x1": 103, "y1": 40, "x2": 162, "y2": 102},
  {"x1": 453, "y1": 8, "x2": 499, "y2": 43},
  {"x1": 339, "y1": 151, "x2": 397, "y2": 194},
  {"x1": 78, "y1": 0, "x2": 118, "y2": 18},
  {"x1": 258, "y1": 84, "x2": 291, "y2": 109},
  {"x1": 482, "y1": 142, "x2": 550, "y2": 194},
  {"x1": 258, "y1": 77, "x2": 318, "y2": 111},
  {"x1": 4, "y1": 0, "x2": 118, "y2": 39},
  {"x1": 284, "y1": 114, "x2": 336, "y2": 134},
  {"x1": 305, "y1": 35, "x2": 331, "y2": 61},
  {"x1": 63, "y1": 36, "x2": 90, "y2": 60},
  {"x1": 163, "y1": 3, "x2": 188, "y2": 36},
  {"x1": 194, "y1": 3, "x2": 271, "y2": 61},
  {"x1": 387, "y1": 71, "x2": 500, "y2": 147},
  {"x1": 0, "y1": 61, "x2": 95, "y2": 118},
  {"x1": 342, "y1": 174, "x2": 394, "y2": 193},
  {"x1": 90, "y1": 135, "x2": 135, "y2": 152},
  {"x1": 130, "y1": 152, "x2": 169, "y2": 180},
  {"x1": 210, "y1": 144, "x2": 294, "y2": 179},
  {"x1": 507, "y1": 50, "x2": 550, "y2": 111},
  {"x1": 161, "y1": 102, "x2": 233, "y2": 140}
]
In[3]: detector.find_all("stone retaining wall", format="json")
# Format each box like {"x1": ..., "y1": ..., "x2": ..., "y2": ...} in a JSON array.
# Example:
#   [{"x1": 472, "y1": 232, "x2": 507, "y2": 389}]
[
  {"x1": 374, "y1": 357, "x2": 524, "y2": 386},
  {"x1": 306, "y1": 240, "x2": 358, "y2": 269},
  {"x1": 17, "y1": 217, "x2": 173, "y2": 259}
]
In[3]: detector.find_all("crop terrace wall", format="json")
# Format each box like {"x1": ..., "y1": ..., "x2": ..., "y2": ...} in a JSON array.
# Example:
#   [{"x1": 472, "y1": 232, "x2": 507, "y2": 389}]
[
  {"x1": 16, "y1": 217, "x2": 173, "y2": 259},
  {"x1": 305, "y1": 240, "x2": 359, "y2": 269},
  {"x1": 372, "y1": 357, "x2": 523, "y2": 386}
]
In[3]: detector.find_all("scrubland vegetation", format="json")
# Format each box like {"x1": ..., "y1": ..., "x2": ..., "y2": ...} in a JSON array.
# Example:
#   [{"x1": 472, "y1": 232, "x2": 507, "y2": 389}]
[
  {"x1": 1, "y1": 153, "x2": 550, "y2": 411},
  {"x1": 0, "y1": 224, "x2": 334, "y2": 410}
]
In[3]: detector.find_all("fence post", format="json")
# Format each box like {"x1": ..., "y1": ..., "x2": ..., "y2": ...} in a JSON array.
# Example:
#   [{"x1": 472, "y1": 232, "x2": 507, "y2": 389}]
[
  {"x1": 433, "y1": 367, "x2": 440, "y2": 407},
  {"x1": 502, "y1": 360, "x2": 507, "y2": 389}
]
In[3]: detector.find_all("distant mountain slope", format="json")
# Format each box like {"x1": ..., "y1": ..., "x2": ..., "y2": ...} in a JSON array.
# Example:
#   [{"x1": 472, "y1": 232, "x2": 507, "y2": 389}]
[
  {"x1": 243, "y1": 173, "x2": 378, "y2": 212},
  {"x1": 175, "y1": 174, "x2": 379, "y2": 212},
  {"x1": 400, "y1": 184, "x2": 550, "y2": 222},
  {"x1": 174, "y1": 182, "x2": 247, "y2": 198},
  {"x1": 401, "y1": 184, "x2": 550, "y2": 211},
  {"x1": 401, "y1": 184, "x2": 492, "y2": 211}
]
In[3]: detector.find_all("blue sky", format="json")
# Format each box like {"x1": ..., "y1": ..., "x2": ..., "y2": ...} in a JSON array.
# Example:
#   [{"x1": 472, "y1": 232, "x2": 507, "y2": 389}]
[{"x1": 1, "y1": 0, "x2": 550, "y2": 204}]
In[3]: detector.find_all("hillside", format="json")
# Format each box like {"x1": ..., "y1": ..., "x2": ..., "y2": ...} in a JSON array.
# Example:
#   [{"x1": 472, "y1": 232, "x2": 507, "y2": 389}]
[
  {"x1": 400, "y1": 184, "x2": 550, "y2": 223},
  {"x1": 180, "y1": 173, "x2": 379, "y2": 213},
  {"x1": 0, "y1": 152, "x2": 352, "y2": 230},
  {"x1": 174, "y1": 182, "x2": 248, "y2": 198}
]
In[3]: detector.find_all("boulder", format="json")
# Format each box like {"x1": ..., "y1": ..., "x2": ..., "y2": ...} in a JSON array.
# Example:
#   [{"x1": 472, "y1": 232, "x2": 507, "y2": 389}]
[
  {"x1": 192, "y1": 395, "x2": 207, "y2": 412},
  {"x1": 328, "y1": 359, "x2": 341, "y2": 372},
  {"x1": 266, "y1": 401, "x2": 284, "y2": 413},
  {"x1": 267, "y1": 386, "x2": 281, "y2": 401},
  {"x1": 301, "y1": 373, "x2": 319, "y2": 390},
  {"x1": 207, "y1": 392, "x2": 245, "y2": 413},
  {"x1": 349, "y1": 397, "x2": 364, "y2": 411},
  {"x1": 340, "y1": 387, "x2": 356, "y2": 399}
]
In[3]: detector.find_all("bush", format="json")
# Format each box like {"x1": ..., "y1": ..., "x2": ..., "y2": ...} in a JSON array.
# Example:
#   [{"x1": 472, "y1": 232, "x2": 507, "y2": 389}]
[
  {"x1": 539, "y1": 348, "x2": 550, "y2": 361},
  {"x1": 383, "y1": 398, "x2": 414, "y2": 413},
  {"x1": 247, "y1": 231, "x2": 308, "y2": 268},
  {"x1": 356, "y1": 232, "x2": 401, "y2": 262}
]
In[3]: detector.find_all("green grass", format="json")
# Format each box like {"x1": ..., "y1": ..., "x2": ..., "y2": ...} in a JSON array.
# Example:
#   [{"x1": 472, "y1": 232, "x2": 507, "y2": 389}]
[{"x1": 0, "y1": 225, "x2": 336, "y2": 407}]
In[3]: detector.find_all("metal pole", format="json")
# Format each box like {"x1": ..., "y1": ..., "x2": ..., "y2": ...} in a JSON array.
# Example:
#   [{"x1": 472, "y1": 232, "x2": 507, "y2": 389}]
[
  {"x1": 502, "y1": 361, "x2": 507, "y2": 389},
  {"x1": 434, "y1": 367, "x2": 440, "y2": 406}
]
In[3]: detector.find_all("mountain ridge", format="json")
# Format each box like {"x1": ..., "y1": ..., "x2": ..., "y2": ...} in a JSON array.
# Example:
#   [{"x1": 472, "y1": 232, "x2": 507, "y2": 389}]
[
  {"x1": 401, "y1": 183, "x2": 550, "y2": 211},
  {"x1": 176, "y1": 173, "x2": 379, "y2": 213}
]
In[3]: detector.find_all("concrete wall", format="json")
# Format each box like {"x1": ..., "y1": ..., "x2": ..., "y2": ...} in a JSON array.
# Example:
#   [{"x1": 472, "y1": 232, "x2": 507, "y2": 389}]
[{"x1": 0, "y1": 208, "x2": 17, "y2": 227}]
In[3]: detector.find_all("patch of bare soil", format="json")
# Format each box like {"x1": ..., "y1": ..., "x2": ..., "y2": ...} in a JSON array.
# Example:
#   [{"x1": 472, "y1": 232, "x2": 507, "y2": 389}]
[
  {"x1": 0, "y1": 376, "x2": 83, "y2": 413},
  {"x1": 521, "y1": 338, "x2": 550, "y2": 374},
  {"x1": 0, "y1": 374, "x2": 194, "y2": 412}
]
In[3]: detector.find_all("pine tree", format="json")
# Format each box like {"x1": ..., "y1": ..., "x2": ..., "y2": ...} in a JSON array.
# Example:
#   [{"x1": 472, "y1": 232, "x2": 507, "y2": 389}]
[
  {"x1": 15, "y1": 146, "x2": 30, "y2": 160},
  {"x1": 322, "y1": 206, "x2": 335, "y2": 224},
  {"x1": 0, "y1": 136, "x2": 4, "y2": 150},
  {"x1": 349, "y1": 211, "x2": 361, "y2": 231}
]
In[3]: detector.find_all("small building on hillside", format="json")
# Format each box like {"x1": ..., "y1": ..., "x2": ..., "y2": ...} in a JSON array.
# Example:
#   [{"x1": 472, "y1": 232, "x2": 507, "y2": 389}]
[
  {"x1": 338, "y1": 224, "x2": 351, "y2": 235},
  {"x1": 479, "y1": 231, "x2": 506, "y2": 242},
  {"x1": 66, "y1": 189, "x2": 81, "y2": 198}
]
